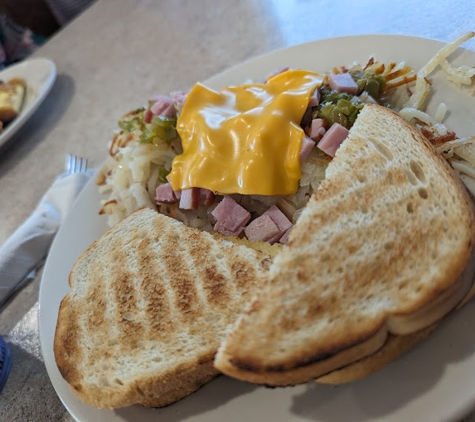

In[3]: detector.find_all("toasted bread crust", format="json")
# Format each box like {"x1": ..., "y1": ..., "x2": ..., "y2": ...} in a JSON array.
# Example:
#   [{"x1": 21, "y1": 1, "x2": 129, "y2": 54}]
[
  {"x1": 0, "y1": 78, "x2": 26, "y2": 122},
  {"x1": 316, "y1": 244, "x2": 475, "y2": 384},
  {"x1": 315, "y1": 324, "x2": 438, "y2": 384},
  {"x1": 214, "y1": 104, "x2": 475, "y2": 386},
  {"x1": 54, "y1": 208, "x2": 271, "y2": 409}
]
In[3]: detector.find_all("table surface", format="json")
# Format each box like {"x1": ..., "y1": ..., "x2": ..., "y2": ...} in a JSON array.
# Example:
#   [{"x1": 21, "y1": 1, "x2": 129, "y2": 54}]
[{"x1": 1, "y1": 0, "x2": 475, "y2": 420}]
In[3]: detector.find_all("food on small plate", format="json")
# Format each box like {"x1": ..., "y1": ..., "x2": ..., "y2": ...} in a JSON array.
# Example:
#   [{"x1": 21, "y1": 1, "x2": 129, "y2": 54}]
[
  {"x1": 0, "y1": 77, "x2": 26, "y2": 131},
  {"x1": 53, "y1": 32, "x2": 475, "y2": 410},
  {"x1": 214, "y1": 103, "x2": 475, "y2": 385},
  {"x1": 53, "y1": 208, "x2": 274, "y2": 409}
]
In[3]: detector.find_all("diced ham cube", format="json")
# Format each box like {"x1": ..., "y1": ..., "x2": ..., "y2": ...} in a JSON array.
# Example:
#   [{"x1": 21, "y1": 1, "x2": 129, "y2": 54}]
[
  {"x1": 309, "y1": 118, "x2": 326, "y2": 141},
  {"x1": 169, "y1": 91, "x2": 188, "y2": 111},
  {"x1": 173, "y1": 187, "x2": 214, "y2": 208},
  {"x1": 264, "y1": 205, "x2": 293, "y2": 244},
  {"x1": 279, "y1": 227, "x2": 292, "y2": 244},
  {"x1": 300, "y1": 136, "x2": 315, "y2": 163},
  {"x1": 150, "y1": 95, "x2": 176, "y2": 118},
  {"x1": 265, "y1": 205, "x2": 292, "y2": 232},
  {"x1": 242, "y1": 205, "x2": 294, "y2": 244},
  {"x1": 143, "y1": 107, "x2": 153, "y2": 124},
  {"x1": 244, "y1": 214, "x2": 280, "y2": 242},
  {"x1": 214, "y1": 220, "x2": 245, "y2": 236},
  {"x1": 317, "y1": 123, "x2": 349, "y2": 157},
  {"x1": 200, "y1": 189, "x2": 215, "y2": 206},
  {"x1": 166, "y1": 176, "x2": 182, "y2": 199},
  {"x1": 308, "y1": 88, "x2": 321, "y2": 107},
  {"x1": 179, "y1": 188, "x2": 201, "y2": 210},
  {"x1": 212, "y1": 196, "x2": 251, "y2": 236},
  {"x1": 328, "y1": 73, "x2": 359, "y2": 95},
  {"x1": 155, "y1": 182, "x2": 178, "y2": 204}
]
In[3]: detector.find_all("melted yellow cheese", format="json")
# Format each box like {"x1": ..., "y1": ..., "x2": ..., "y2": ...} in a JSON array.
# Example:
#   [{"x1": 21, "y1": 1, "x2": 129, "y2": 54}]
[{"x1": 168, "y1": 69, "x2": 323, "y2": 195}]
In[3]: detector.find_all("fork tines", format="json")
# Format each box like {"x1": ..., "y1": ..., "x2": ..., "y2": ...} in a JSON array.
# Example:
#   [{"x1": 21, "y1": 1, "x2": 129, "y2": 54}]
[{"x1": 65, "y1": 154, "x2": 88, "y2": 174}]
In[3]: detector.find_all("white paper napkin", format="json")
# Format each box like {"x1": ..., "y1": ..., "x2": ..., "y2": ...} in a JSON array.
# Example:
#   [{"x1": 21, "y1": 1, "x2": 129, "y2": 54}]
[{"x1": 0, "y1": 170, "x2": 95, "y2": 307}]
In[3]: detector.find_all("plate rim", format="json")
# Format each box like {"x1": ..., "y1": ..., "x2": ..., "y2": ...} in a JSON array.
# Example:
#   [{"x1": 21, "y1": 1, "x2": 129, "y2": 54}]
[{"x1": 206, "y1": 32, "x2": 447, "y2": 77}]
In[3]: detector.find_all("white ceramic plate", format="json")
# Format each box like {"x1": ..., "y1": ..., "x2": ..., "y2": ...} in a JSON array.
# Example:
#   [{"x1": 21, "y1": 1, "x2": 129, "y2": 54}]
[
  {"x1": 39, "y1": 35, "x2": 475, "y2": 422},
  {"x1": 0, "y1": 57, "x2": 56, "y2": 149}
]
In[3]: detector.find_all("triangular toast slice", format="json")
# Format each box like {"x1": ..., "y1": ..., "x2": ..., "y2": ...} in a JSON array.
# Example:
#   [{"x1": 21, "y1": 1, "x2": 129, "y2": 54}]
[
  {"x1": 214, "y1": 104, "x2": 475, "y2": 386},
  {"x1": 54, "y1": 207, "x2": 272, "y2": 408}
]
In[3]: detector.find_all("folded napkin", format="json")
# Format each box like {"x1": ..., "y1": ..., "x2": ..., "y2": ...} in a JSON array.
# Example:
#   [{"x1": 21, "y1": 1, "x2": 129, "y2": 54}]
[{"x1": 0, "y1": 169, "x2": 95, "y2": 308}]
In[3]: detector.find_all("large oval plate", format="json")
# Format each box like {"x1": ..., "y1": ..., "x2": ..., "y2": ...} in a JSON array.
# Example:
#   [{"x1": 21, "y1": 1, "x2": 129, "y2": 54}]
[
  {"x1": 39, "y1": 34, "x2": 475, "y2": 422},
  {"x1": 0, "y1": 57, "x2": 56, "y2": 150}
]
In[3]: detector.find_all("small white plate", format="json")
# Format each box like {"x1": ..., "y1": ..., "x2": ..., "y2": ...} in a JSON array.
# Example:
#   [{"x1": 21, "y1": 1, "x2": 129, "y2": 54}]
[
  {"x1": 39, "y1": 35, "x2": 475, "y2": 422},
  {"x1": 0, "y1": 57, "x2": 56, "y2": 149}
]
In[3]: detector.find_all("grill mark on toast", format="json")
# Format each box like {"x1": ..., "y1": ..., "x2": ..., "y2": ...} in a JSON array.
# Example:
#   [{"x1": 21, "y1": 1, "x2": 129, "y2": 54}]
[
  {"x1": 170, "y1": 269, "x2": 199, "y2": 319},
  {"x1": 113, "y1": 266, "x2": 145, "y2": 345},
  {"x1": 189, "y1": 237, "x2": 231, "y2": 307},
  {"x1": 134, "y1": 236, "x2": 176, "y2": 338},
  {"x1": 86, "y1": 267, "x2": 108, "y2": 338},
  {"x1": 203, "y1": 265, "x2": 228, "y2": 304},
  {"x1": 230, "y1": 259, "x2": 258, "y2": 294},
  {"x1": 157, "y1": 225, "x2": 201, "y2": 322},
  {"x1": 186, "y1": 237, "x2": 231, "y2": 308},
  {"x1": 142, "y1": 271, "x2": 174, "y2": 336}
]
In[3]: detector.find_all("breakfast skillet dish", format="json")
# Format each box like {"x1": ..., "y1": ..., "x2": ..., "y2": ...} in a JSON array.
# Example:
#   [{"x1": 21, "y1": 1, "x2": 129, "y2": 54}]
[{"x1": 52, "y1": 32, "x2": 475, "y2": 412}]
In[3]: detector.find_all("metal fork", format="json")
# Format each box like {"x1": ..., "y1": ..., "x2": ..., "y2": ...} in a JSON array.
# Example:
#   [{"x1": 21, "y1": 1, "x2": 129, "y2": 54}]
[{"x1": 65, "y1": 154, "x2": 88, "y2": 174}]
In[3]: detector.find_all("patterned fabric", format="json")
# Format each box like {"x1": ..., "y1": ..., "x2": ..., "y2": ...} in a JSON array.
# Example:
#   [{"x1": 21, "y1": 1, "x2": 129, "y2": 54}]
[{"x1": 0, "y1": 14, "x2": 45, "y2": 70}]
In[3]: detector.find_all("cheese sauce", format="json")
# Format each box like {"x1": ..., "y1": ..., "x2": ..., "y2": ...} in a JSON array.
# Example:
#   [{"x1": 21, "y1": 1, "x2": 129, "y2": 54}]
[{"x1": 168, "y1": 69, "x2": 323, "y2": 195}]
